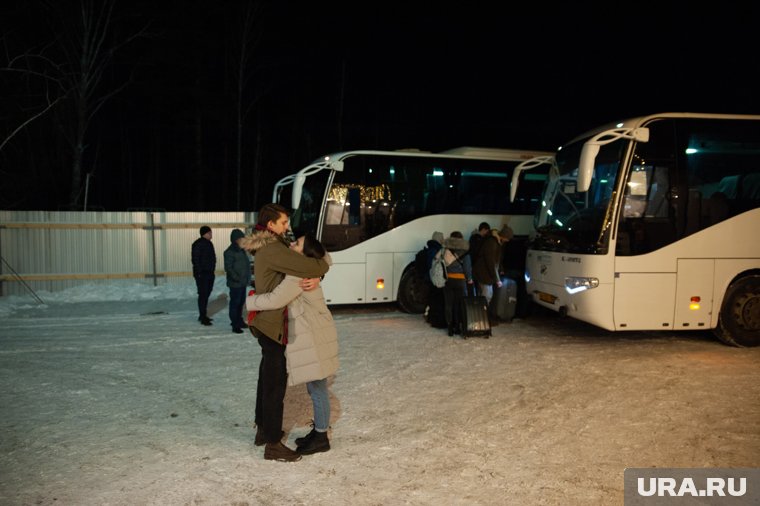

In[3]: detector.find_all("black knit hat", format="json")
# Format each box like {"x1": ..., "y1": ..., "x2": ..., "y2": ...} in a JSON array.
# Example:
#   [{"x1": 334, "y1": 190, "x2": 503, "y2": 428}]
[
  {"x1": 230, "y1": 229, "x2": 245, "y2": 242},
  {"x1": 199, "y1": 225, "x2": 211, "y2": 236}
]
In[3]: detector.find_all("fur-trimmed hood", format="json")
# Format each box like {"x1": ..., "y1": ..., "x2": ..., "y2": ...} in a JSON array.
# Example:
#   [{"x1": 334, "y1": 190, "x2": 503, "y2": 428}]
[
  {"x1": 239, "y1": 229, "x2": 286, "y2": 253},
  {"x1": 239, "y1": 229, "x2": 333, "y2": 266},
  {"x1": 443, "y1": 236, "x2": 470, "y2": 253}
]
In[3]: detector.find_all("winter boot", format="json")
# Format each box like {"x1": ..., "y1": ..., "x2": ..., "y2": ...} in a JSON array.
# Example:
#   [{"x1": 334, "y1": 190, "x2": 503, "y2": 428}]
[
  {"x1": 295, "y1": 428, "x2": 318, "y2": 447},
  {"x1": 264, "y1": 441, "x2": 301, "y2": 462},
  {"x1": 296, "y1": 430, "x2": 330, "y2": 455}
]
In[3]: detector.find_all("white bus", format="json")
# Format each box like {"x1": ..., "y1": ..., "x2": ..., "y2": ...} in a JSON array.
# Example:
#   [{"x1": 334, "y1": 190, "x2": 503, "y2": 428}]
[
  {"x1": 274, "y1": 147, "x2": 553, "y2": 312},
  {"x1": 513, "y1": 113, "x2": 760, "y2": 347}
]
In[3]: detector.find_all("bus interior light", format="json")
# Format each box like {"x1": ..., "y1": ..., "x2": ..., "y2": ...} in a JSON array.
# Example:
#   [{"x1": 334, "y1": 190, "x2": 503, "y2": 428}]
[{"x1": 565, "y1": 277, "x2": 599, "y2": 294}]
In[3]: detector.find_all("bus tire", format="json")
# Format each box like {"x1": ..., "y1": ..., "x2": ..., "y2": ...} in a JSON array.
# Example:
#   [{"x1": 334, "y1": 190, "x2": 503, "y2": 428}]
[
  {"x1": 715, "y1": 274, "x2": 760, "y2": 347},
  {"x1": 397, "y1": 267, "x2": 430, "y2": 314}
]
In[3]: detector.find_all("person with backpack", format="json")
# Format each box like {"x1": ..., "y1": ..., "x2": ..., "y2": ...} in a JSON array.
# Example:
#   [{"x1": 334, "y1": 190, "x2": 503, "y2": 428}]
[
  {"x1": 415, "y1": 231, "x2": 444, "y2": 284},
  {"x1": 441, "y1": 231, "x2": 472, "y2": 336}
]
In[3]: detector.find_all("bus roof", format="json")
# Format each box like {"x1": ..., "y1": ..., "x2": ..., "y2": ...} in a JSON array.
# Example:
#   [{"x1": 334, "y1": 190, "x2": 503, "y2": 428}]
[
  {"x1": 566, "y1": 112, "x2": 760, "y2": 147},
  {"x1": 311, "y1": 146, "x2": 553, "y2": 165}
]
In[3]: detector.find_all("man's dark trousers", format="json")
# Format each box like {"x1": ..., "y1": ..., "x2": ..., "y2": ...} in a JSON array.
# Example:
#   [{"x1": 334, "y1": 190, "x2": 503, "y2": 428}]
[
  {"x1": 195, "y1": 272, "x2": 215, "y2": 318},
  {"x1": 253, "y1": 327, "x2": 287, "y2": 443},
  {"x1": 229, "y1": 286, "x2": 247, "y2": 329}
]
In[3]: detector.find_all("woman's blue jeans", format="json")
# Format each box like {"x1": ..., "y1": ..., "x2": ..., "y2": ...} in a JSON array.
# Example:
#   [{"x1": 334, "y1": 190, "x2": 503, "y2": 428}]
[{"x1": 306, "y1": 378, "x2": 330, "y2": 431}]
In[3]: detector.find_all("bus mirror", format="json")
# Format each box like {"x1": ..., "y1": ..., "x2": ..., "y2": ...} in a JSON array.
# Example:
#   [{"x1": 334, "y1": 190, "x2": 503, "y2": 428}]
[
  {"x1": 272, "y1": 174, "x2": 294, "y2": 203},
  {"x1": 510, "y1": 155, "x2": 556, "y2": 203},
  {"x1": 290, "y1": 159, "x2": 343, "y2": 210},
  {"x1": 577, "y1": 143, "x2": 600, "y2": 192},
  {"x1": 632, "y1": 127, "x2": 649, "y2": 143},
  {"x1": 510, "y1": 166, "x2": 527, "y2": 203},
  {"x1": 292, "y1": 174, "x2": 305, "y2": 210},
  {"x1": 577, "y1": 127, "x2": 649, "y2": 192}
]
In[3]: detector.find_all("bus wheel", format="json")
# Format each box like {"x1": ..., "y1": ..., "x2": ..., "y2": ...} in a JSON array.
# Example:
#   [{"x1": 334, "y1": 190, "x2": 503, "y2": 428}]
[
  {"x1": 397, "y1": 268, "x2": 430, "y2": 314},
  {"x1": 715, "y1": 275, "x2": 760, "y2": 347}
]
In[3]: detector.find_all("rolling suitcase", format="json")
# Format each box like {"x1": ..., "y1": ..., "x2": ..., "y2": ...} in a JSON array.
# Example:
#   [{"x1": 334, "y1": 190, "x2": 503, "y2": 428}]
[
  {"x1": 489, "y1": 276, "x2": 518, "y2": 322},
  {"x1": 460, "y1": 295, "x2": 491, "y2": 338}
]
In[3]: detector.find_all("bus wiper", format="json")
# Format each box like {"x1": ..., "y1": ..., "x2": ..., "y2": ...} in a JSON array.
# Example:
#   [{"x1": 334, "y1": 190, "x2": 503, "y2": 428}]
[{"x1": 532, "y1": 227, "x2": 568, "y2": 251}]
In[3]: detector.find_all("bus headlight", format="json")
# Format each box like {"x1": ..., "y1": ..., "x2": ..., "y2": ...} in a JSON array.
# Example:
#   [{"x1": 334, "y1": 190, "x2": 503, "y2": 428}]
[
  {"x1": 565, "y1": 276, "x2": 599, "y2": 294},
  {"x1": 524, "y1": 269, "x2": 531, "y2": 283}
]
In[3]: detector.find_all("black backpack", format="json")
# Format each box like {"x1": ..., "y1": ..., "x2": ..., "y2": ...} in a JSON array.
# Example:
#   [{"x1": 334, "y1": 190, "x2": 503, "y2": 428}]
[{"x1": 414, "y1": 247, "x2": 429, "y2": 280}]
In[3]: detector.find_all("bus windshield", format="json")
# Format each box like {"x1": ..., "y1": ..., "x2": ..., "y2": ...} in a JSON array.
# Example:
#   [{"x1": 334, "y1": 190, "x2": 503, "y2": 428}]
[
  {"x1": 288, "y1": 168, "x2": 331, "y2": 237},
  {"x1": 533, "y1": 138, "x2": 626, "y2": 254}
]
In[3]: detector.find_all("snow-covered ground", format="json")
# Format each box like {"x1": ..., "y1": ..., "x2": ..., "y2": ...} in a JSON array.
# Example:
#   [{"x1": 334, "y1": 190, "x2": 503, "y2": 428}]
[{"x1": 1, "y1": 282, "x2": 759, "y2": 505}]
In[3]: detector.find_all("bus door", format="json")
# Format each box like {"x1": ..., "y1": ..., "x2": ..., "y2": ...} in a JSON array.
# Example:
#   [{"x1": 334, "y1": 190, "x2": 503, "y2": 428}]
[
  {"x1": 613, "y1": 270, "x2": 676, "y2": 330},
  {"x1": 322, "y1": 262, "x2": 365, "y2": 304},
  {"x1": 613, "y1": 119, "x2": 680, "y2": 330}
]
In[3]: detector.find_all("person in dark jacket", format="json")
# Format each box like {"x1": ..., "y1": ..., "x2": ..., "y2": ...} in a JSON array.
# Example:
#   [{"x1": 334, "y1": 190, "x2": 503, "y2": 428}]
[
  {"x1": 472, "y1": 225, "x2": 512, "y2": 307},
  {"x1": 191, "y1": 225, "x2": 216, "y2": 326},
  {"x1": 224, "y1": 228, "x2": 252, "y2": 334},
  {"x1": 468, "y1": 221, "x2": 490, "y2": 294}
]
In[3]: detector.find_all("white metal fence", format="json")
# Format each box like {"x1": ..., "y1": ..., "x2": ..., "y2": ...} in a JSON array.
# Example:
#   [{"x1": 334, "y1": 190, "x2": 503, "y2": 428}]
[{"x1": 0, "y1": 211, "x2": 257, "y2": 297}]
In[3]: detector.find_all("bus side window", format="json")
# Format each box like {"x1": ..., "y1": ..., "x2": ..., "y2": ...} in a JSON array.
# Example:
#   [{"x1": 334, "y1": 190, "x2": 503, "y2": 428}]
[
  {"x1": 705, "y1": 191, "x2": 730, "y2": 226},
  {"x1": 684, "y1": 189, "x2": 702, "y2": 236},
  {"x1": 645, "y1": 166, "x2": 670, "y2": 218},
  {"x1": 738, "y1": 172, "x2": 760, "y2": 212},
  {"x1": 324, "y1": 200, "x2": 345, "y2": 225}
]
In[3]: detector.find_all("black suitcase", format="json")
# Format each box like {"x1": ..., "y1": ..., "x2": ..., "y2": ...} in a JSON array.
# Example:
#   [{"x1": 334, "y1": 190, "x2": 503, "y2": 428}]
[
  {"x1": 489, "y1": 276, "x2": 518, "y2": 322},
  {"x1": 460, "y1": 296, "x2": 491, "y2": 338}
]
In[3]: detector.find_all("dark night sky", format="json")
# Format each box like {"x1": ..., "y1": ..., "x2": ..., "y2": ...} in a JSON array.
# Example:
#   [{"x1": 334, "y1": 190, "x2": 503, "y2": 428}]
[{"x1": 1, "y1": 2, "x2": 759, "y2": 211}]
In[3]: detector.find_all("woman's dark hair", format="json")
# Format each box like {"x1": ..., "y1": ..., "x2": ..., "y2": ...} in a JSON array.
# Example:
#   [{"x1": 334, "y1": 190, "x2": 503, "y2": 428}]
[
  {"x1": 450, "y1": 231, "x2": 463, "y2": 239},
  {"x1": 257, "y1": 203, "x2": 289, "y2": 227},
  {"x1": 301, "y1": 232, "x2": 326, "y2": 259}
]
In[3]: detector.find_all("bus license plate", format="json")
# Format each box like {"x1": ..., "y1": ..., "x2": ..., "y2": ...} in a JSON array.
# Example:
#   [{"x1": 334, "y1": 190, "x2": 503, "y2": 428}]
[{"x1": 538, "y1": 291, "x2": 557, "y2": 304}]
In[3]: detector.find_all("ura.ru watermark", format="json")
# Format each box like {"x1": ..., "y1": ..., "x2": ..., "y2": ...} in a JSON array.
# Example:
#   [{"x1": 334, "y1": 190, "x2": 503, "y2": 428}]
[{"x1": 624, "y1": 468, "x2": 759, "y2": 505}]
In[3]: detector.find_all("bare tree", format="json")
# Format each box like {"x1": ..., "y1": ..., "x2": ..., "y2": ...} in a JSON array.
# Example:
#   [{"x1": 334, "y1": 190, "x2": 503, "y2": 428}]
[
  {"x1": 41, "y1": 0, "x2": 148, "y2": 208},
  {"x1": 0, "y1": 63, "x2": 66, "y2": 154},
  {"x1": 0, "y1": 38, "x2": 69, "y2": 153},
  {"x1": 229, "y1": 1, "x2": 267, "y2": 211}
]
